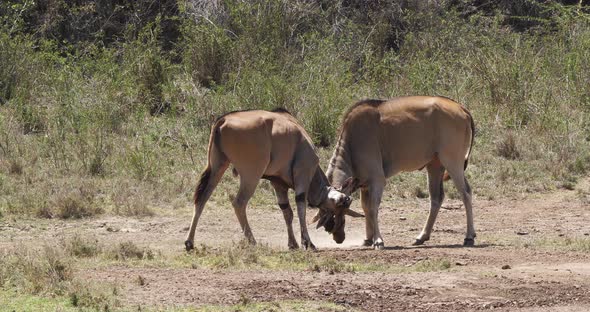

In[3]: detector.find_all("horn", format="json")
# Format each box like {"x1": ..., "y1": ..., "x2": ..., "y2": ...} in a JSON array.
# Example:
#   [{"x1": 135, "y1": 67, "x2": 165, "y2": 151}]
[
  {"x1": 310, "y1": 211, "x2": 322, "y2": 224},
  {"x1": 344, "y1": 208, "x2": 365, "y2": 218},
  {"x1": 315, "y1": 212, "x2": 333, "y2": 229}
]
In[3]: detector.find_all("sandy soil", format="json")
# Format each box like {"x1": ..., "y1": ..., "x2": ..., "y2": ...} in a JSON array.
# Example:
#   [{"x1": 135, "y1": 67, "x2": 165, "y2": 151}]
[{"x1": 2, "y1": 182, "x2": 590, "y2": 311}]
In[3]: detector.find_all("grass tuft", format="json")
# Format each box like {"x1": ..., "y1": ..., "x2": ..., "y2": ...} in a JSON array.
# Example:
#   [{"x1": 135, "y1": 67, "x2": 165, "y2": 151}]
[
  {"x1": 496, "y1": 132, "x2": 521, "y2": 160},
  {"x1": 0, "y1": 245, "x2": 73, "y2": 296},
  {"x1": 53, "y1": 192, "x2": 102, "y2": 219},
  {"x1": 107, "y1": 241, "x2": 155, "y2": 261},
  {"x1": 62, "y1": 235, "x2": 102, "y2": 258},
  {"x1": 519, "y1": 237, "x2": 590, "y2": 252}
]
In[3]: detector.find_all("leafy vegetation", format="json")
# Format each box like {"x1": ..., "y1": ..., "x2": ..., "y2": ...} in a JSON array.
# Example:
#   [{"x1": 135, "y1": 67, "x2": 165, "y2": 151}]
[{"x1": 0, "y1": 0, "x2": 589, "y2": 216}]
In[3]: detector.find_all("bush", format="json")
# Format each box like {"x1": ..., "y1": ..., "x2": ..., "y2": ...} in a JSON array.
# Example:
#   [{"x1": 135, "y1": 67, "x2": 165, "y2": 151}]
[
  {"x1": 52, "y1": 189, "x2": 103, "y2": 219},
  {"x1": 62, "y1": 236, "x2": 102, "y2": 258}
]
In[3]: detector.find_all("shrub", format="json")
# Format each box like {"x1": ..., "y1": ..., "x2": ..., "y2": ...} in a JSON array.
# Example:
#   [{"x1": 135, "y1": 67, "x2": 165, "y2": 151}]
[
  {"x1": 52, "y1": 190, "x2": 103, "y2": 219},
  {"x1": 107, "y1": 241, "x2": 154, "y2": 261},
  {"x1": 62, "y1": 235, "x2": 102, "y2": 258}
]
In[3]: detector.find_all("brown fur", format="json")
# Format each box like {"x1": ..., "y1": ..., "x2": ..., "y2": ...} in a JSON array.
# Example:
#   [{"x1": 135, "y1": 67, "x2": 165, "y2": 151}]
[
  {"x1": 185, "y1": 109, "x2": 351, "y2": 251},
  {"x1": 327, "y1": 96, "x2": 476, "y2": 248}
]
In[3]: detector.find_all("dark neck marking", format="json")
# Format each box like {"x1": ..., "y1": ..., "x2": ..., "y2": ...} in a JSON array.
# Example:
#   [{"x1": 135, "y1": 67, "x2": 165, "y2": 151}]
[{"x1": 307, "y1": 168, "x2": 330, "y2": 207}]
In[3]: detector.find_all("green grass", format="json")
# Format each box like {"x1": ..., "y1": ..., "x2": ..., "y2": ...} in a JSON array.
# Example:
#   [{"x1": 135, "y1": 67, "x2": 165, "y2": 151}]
[
  {"x1": 517, "y1": 237, "x2": 590, "y2": 252},
  {"x1": 482, "y1": 232, "x2": 590, "y2": 253},
  {"x1": 0, "y1": 289, "x2": 79, "y2": 312},
  {"x1": 0, "y1": 290, "x2": 350, "y2": 312},
  {"x1": 0, "y1": 243, "x2": 120, "y2": 311}
]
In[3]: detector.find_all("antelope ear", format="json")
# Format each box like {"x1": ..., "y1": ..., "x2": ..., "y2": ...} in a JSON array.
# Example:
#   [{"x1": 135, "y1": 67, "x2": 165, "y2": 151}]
[{"x1": 340, "y1": 177, "x2": 359, "y2": 195}]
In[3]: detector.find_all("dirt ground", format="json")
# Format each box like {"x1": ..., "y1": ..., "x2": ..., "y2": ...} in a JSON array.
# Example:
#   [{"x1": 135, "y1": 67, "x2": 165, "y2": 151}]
[{"x1": 2, "y1": 181, "x2": 590, "y2": 311}]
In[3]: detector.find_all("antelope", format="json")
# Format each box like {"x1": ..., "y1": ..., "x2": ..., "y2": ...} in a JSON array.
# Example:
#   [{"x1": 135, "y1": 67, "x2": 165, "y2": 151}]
[
  {"x1": 320, "y1": 96, "x2": 475, "y2": 249},
  {"x1": 184, "y1": 108, "x2": 363, "y2": 251}
]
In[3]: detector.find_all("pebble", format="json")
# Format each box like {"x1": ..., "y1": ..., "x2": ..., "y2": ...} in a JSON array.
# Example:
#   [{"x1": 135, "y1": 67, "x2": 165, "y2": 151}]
[{"x1": 501, "y1": 264, "x2": 511, "y2": 270}]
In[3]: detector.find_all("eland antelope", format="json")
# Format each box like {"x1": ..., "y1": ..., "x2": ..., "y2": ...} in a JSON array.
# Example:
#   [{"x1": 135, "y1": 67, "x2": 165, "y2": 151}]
[
  {"x1": 321, "y1": 96, "x2": 475, "y2": 249},
  {"x1": 184, "y1": 108, "x2": 363, "y2": 251}
]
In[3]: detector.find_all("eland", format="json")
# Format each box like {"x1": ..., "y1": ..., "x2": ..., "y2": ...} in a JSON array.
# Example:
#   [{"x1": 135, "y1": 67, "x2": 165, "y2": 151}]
[
  {"x1": 184, "y1": 108, "x2": 363, "y2": 251},
  {"x1": 320, "y1": 96, "x2": 475, "y2": 249}
]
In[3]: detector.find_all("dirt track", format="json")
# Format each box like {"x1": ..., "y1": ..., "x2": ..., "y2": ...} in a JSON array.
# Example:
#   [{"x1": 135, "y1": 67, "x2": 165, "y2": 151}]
[{"x1": 2, "y1": 183, "x2": 590, "y2": 311}]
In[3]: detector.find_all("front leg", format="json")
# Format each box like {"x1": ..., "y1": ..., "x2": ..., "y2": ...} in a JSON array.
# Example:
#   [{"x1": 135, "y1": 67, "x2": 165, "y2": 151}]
[
  {"x1": 364, "y1": 180, "x2": 386, "y2": 250},
  {"x1": 295, "y1": 192, "x2": 316, "y2": 250},
  {"x1": 290, "y1": 143, "x2": 319, "y2": 251},
  {"x1": 360, "y1": 188, "x2": 374, "y2": 247},
  {"x1": 272, "y1": 180, "x2": 299, "y2": 249}
]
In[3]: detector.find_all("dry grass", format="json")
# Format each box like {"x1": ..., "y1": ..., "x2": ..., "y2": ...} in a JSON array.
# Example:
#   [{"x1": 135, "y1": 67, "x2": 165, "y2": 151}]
[
  {"x1": 0, "y1": 2, "x2": 589, "y2": 225},
  {"x1": 0, "y1": 244, "x2": 118, "y2": 310},
  {"x1": 496, "y1": 132, "x2": 521, "y2": 160}
]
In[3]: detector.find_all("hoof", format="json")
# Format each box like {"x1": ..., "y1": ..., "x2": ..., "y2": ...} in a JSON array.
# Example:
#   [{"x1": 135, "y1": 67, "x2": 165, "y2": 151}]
[
  {"x1": 288, "y1": 243, "x2": 299, "y2": 250},
  {"x1": 362, "y1": 239, "x2": 374, "y2": 247},
  {"x1": 412, "y1": 239, "x2": 426, "y2": 246},
  {"x1": 373, "y1": 242, "x2": 385, "y2": 250},
  {"x1": 463, "y1": 238, "x2": 475, "y2": 247},
  {"x1": 302, "y1": 241, "x2": 317, "y2": 251},
  {"x1": 185, "y1": 240, "x2": 194, "y2": 251}
]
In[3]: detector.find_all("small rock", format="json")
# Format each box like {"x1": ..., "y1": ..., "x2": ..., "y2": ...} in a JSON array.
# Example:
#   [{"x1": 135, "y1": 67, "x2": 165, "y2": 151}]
[
  {"x1": 399, "y1": 217, "x2": 407, "y2": 221},
  {"x1": 516, "y1": 231, "x2": 529, "y2": 235},
  {"x1": 501, "y1": 264, "x2": 511, "y2": 270},
  {"x1": 455, "y1": 261, "x2": 467, "y2": 266}
]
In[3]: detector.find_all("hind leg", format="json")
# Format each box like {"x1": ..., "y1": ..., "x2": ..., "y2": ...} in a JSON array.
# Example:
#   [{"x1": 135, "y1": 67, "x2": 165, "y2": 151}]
[
  {"x1": 445, "y1": 164, "x2": 476, "y2": 246},
  {"x1": 271, "y1": 181, "x2": 298, "y2": 250},
  {"x1": 185, "y1": 161, "x2": 228, "y2": 251},
  {"x1": 414, "y1": 161, "x2": 446, "y2": 245},
  {"x1": 232, "y1": 174, "x2": 260, "y2": 245}
]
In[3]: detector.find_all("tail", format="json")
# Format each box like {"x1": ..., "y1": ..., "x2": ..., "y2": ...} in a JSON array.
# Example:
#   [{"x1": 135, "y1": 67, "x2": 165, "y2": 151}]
[
  {"x1": 194, "y1": 168, "x2": 212, "y2": 205},
  {"x1": 443, "y1": 107, "x2": 475, "y2": 181},
  {"x1": 194, "y1": 118, "x2": 225, "y2": 205},
  {"x1": 186, "y1": 118, "x2": 228, "y2": 250}
]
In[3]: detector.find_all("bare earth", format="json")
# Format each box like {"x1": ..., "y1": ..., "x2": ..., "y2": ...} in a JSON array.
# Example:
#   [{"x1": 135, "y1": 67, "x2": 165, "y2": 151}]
[{"x1": 2, "y1": 182, "x2": 590, "y2": 311}]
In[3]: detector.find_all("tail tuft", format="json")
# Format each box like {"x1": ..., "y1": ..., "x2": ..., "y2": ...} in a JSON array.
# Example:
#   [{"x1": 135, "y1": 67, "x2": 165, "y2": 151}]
[{"x1": 194, "y1": 168, "x2": 211, "y2": 205}]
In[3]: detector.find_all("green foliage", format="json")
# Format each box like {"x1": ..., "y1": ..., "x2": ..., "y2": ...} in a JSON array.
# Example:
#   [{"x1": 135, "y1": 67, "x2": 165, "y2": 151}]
[{"x1": 1, "y1": 1, "x2": 590, "y2": 218}]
